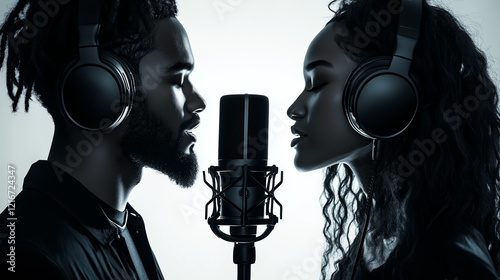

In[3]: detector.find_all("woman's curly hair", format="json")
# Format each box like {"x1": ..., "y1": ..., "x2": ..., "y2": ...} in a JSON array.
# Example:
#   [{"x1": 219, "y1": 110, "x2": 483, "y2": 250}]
[{"x1": 321, "y1": 0, "x2": 500, "y2": 279}]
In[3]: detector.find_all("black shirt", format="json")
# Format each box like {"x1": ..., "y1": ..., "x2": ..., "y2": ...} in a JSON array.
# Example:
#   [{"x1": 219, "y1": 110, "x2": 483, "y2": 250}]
[
  {"x1": 0, "y1": 160, "x2": 164, "y2": 279},
  {"x1": 351, "y1": 226, "x2": 499, "y2": 279}
]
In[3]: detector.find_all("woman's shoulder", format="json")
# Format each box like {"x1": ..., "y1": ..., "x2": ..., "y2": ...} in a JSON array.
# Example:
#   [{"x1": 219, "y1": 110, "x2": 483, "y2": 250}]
[
  {"x1": 367, "y1": 227, "x2": 499, "y2": 280},
  {"x1": 428, "y1": 226, "x2": 498, "y2": 279}
]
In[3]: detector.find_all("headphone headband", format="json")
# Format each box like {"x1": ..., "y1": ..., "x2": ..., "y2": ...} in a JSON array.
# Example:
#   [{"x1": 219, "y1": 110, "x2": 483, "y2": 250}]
[
  {"x1": 79, "y1": 0, "x2": 100, "y2": 25},
  {"x1": 394, "y1": 0, "x2": 422, "y2": 61},
  {"x1": 77, "y1": 0, "x2": 100, "y2": 48}
]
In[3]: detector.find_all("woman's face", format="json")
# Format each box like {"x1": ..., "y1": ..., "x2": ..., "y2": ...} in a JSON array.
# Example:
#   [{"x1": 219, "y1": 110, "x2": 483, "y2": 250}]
[{"x1": 287, "y1": 23, "x2": 372, "y2": 171}]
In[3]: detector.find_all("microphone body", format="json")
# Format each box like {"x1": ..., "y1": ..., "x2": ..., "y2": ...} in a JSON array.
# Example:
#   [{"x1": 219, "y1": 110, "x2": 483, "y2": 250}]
[
  {"x1": 217, "y1": 94, "x2": 269, "y2": 226},
  {"x1": 204, "y1": 94, "x2": 283, "y2": 280}
]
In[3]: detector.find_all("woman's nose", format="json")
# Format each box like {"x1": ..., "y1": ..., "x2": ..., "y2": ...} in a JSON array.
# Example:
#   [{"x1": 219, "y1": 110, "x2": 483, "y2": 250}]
[{"x1": 287, "y1": 101, "x2": 306, "y2": 120}]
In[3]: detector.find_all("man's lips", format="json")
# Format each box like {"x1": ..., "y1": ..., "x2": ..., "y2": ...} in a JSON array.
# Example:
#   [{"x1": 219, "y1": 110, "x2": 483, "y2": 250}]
[
  {"x1": 291, "y1": 126, "x2": 307, "y2": 147},
  {"x1": 181, "y1": 115, "x2": 201, "y2": 144},
  {"x1": 183, "y1": 114, "x2": 201, "y2": 131}
]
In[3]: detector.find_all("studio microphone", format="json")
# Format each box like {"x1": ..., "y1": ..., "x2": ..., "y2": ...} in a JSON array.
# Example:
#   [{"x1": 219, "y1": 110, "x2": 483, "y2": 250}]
[{"x1": 204, "y1": 94, "x2": 283, "y2": 280}]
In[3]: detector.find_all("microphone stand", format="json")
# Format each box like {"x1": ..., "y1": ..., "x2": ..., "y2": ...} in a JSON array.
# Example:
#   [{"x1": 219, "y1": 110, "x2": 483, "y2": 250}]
[
  {"x1": 232, "y1": 227, "x2": 256, "y2": 280},
  {"x1": 204, "y1": 165, "x2": 283, "y2": 280},
  {"x1": 234, "y1": 242, "x2": 255, "y2": 280}
]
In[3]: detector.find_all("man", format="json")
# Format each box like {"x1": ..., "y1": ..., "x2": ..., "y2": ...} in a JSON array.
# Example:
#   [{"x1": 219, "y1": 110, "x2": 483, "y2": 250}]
[{"x1": 0, "y1": 0, "x2": 205, "y2": 279}]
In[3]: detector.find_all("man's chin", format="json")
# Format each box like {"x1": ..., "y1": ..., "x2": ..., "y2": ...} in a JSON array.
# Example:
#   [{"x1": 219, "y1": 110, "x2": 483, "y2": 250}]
[
  {"x1": 122, "y1": 100, "x2": 200, "y2": 188},
  {"x1": 154, "y1": 152, "x2": 199, "y2": 188}
]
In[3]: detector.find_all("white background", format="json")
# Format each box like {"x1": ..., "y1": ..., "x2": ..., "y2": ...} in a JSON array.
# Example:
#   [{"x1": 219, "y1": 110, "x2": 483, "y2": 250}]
[{"x1": 1, "y1": 0, "x2": 499, "y2": 279}]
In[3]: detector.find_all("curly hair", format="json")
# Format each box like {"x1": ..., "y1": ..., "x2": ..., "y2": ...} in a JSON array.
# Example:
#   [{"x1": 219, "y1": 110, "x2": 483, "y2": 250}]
[
  {"x1": 0, "y1": 0, "x2": 177, "y2": 117},
  {"x1": 320, "y1": 0, "x2": 500, "y2": 279}
]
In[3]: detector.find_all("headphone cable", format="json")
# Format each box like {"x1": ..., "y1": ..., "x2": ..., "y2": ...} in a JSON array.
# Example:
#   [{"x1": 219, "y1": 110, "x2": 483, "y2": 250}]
[{"x1": 350, "y1": 140, "x2": 382, "y2": 280}]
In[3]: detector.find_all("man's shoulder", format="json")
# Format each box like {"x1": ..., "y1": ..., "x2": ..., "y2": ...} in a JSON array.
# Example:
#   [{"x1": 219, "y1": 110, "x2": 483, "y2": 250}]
[
  {"x1": 1, "y1": 185, "x2": 71, "y2": 229},
  {"x1": 0, "y1": 188, "x2": 86, "y2": 279},
  {"x1": 0, "y1": 186, "x2": 93, "y2": 255}
]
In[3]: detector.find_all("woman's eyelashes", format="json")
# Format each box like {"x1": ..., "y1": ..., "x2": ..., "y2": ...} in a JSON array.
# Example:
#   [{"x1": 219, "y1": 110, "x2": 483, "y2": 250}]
[
  {"x1": 305, "y1": 81, "x2": 327, "y2": 93},
  {"x1": 304, "y1": 71, "x2": 330, "y2": 93}
]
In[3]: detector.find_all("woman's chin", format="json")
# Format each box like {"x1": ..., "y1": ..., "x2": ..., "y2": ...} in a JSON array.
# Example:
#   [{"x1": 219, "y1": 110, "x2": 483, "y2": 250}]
[{"x1": 294, "y1": 156, "x2": 331, "y2": 172}]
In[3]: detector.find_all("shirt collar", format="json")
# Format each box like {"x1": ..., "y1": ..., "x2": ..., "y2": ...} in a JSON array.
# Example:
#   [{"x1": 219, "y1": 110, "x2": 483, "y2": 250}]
[{"x1": 23, "y1": 160, "x2": 140, "y2": 246}]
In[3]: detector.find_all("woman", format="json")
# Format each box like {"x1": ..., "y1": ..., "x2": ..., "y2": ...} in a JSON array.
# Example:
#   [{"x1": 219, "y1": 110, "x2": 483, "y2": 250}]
[{"x1": 287, "y1": 0, "x2": 500, "y2": 279}]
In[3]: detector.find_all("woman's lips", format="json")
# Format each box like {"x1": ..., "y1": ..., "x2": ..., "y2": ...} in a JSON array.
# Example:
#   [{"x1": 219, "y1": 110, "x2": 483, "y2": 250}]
[
  {"x1": 291, "y1": 126, "x2": 307, "y2": 147},
  {"x1": 291, "y1": 137, "x2": 305, "y2": 147}
]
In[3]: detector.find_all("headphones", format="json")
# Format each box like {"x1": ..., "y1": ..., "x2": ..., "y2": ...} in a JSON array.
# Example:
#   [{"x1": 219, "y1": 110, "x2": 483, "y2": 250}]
[
  {"x1": 343, "y1": 0, "x2": 422, "y2": 139},
  {"x1": 58, "y1": 0, "x2": 135, "y2": 131},
  {"x1": 346, "y1": 1, "x2": 424, "y2": 279}
]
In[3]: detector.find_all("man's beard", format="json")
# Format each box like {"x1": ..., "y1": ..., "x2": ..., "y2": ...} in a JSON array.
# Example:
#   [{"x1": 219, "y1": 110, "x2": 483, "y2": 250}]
[{"x1": 122, "y1": 99, "x2": 198, "y2": 188}]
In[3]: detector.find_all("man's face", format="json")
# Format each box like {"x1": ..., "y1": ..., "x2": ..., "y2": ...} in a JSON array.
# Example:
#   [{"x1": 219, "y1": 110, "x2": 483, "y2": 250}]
[{"x1": 122, "y1": 17, "x2": 206, "y2": 187}]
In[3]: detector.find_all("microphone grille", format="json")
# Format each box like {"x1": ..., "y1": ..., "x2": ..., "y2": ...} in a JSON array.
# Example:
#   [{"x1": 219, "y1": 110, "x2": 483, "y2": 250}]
[{"x1": 218, "y1": 94, "x2": 269, "y2": 167}]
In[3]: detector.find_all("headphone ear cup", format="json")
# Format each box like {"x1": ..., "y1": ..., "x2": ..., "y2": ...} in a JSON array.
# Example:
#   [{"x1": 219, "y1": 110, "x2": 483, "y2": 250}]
[
  {"x1": 58, "y1": 49, "x2": 135, "y2": 130},
  {"x1": 343, "y1": 57, "x2": 418, "y2": 139}
]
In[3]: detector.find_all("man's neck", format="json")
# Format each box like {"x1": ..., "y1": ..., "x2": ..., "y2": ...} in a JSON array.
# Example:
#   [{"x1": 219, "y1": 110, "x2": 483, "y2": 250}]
[{"x1": 47, "y1": 127, "x2": 142, "y2": 211}]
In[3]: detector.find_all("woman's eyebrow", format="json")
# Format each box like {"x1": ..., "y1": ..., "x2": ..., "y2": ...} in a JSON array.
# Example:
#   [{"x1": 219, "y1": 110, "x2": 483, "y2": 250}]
[{"x1": 305, "y1": 60, "x2": 334, "y2": 71}]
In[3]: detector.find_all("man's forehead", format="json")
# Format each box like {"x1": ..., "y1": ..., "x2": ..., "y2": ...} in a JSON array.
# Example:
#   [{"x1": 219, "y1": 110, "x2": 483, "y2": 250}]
[{"x1": 155, "y1": 18, "x2": 192, "y2": 62}]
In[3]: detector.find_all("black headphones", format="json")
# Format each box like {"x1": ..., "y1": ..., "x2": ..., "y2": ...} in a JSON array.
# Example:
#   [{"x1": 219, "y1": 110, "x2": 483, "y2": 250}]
[
  {"x1": 58, "y1": 0, "x2": 135, "y2": 131},
  {"x1": 343, "y1": 0, "x2": 422, "y2": 139},
  {"x1": 346, "y1": 1, "x2": 424, "y2": 279}
]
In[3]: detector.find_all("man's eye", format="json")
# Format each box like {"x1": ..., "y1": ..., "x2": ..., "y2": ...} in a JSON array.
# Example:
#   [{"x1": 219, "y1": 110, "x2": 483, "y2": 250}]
[
  {"x1": 170, "y1": 74, "x2": 185, "y2": 88},
  {"x1": 171, "y1": 78, "x2": 184, "y2": 88}
]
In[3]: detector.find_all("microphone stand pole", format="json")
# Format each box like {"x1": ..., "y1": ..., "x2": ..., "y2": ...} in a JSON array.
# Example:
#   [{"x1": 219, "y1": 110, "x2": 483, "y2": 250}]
[
  {"x1": 231, "y1": 226, "x2": 257, "y2": 280},
  {"x1": 234, "y1": 242, "x2": 255, "y2": 280}
]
